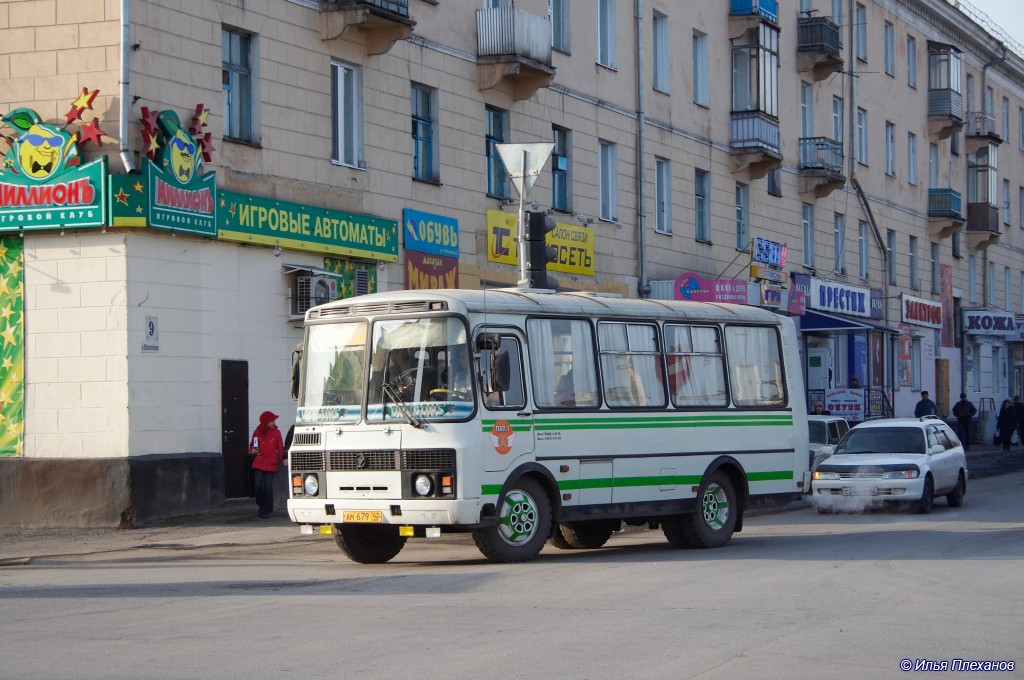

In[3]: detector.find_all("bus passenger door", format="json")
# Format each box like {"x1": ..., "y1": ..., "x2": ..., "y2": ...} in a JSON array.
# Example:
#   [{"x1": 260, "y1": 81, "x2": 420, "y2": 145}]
[{"x1": 480, "y1": 330, "x2": 535, "y2": 472}]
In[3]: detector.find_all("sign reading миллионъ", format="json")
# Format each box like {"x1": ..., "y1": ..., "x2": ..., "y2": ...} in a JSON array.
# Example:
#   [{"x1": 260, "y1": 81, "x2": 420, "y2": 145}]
[{"x1": 219, "y1": 191, "x2": 398, "y2": 261}]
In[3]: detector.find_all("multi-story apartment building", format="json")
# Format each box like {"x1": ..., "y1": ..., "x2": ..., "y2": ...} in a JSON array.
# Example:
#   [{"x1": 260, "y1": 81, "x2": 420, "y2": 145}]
[{"x1": 1, "y1": 0, "x2": 1022, "y2": 526}]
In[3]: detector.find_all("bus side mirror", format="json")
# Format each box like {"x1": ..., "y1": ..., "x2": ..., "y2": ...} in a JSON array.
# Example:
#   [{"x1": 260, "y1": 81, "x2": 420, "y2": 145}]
[
  {"x1": 490, "y1": 348, "x2": 510, "y2": 393},
  {"x1": 290, "y1": 349, "x2": 302, "y2": 400}
]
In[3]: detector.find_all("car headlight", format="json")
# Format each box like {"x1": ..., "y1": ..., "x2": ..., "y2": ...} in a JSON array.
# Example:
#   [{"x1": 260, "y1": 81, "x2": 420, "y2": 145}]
[
  {"x1": 303, "y1": 474, "x2": 319, "y2": 495},
  {"x1": 882, "y1": 469, "x2": 919, "y2": 479},
  {"x1": 414, "y1": 474, "x2": 433, "y2": 496},
  {"x1": 813, "y1": 471, "x2": 839, "y2": 480}
]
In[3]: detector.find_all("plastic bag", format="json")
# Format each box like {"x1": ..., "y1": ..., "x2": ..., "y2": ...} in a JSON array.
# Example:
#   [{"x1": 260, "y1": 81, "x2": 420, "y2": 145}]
[
  {"x1": 1013, "y1": 431, "x2": 1021, "y2": 446},
  {"x1": 993, "y1": 430, "x2": 1001, "y2": 446}
]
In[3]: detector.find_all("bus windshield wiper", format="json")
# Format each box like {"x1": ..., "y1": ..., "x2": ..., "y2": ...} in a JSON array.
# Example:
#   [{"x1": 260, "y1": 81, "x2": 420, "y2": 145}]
[{"x1": 381, "y1": 381, "x2": 424, "y2": 429}]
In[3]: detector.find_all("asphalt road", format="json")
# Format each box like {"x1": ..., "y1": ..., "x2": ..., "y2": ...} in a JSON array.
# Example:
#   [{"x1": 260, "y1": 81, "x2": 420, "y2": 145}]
[{"x1": 1, "y1": 468, "x2": 1021, "y2": 680}]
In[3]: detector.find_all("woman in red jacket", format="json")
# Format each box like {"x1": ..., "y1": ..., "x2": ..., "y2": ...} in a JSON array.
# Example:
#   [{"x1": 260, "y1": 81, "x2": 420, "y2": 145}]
[{"x1": 249, "y1": 410, "x2": 286, "y2": 519}]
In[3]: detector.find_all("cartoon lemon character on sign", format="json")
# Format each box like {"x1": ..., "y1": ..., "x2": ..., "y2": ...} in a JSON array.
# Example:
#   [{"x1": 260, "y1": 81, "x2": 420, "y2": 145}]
[
  {"x1": 156, "y1": 110, "x2": 200, "y2": 184},
  {"x1": 16, "y1": 124, "x2": 70, "y2": 180}
]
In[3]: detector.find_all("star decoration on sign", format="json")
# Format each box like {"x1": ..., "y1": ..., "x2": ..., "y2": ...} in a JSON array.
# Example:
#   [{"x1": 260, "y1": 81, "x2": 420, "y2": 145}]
[
  {"x1": 115, "y1": 188, "x2": 130, "y2": 206},
  {"x1": 78, "y1": 118, "x2": 106, "y2": 146},
  {"x1": 132, "y1": 180, "x2": 144, "y2": 193}
]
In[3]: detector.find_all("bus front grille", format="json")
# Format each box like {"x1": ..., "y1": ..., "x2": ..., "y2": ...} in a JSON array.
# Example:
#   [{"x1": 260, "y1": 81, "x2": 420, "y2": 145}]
[
  {"x1": 290, "y1": 451, "x2": 325, "y2": 471},
  {"x1": 326, "y1": 449, "x2": 456, "y2": 471}
]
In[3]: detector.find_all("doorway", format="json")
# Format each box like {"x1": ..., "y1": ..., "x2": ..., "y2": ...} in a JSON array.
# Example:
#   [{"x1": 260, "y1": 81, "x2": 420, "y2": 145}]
[{"x1": 221, "y1": 360, "x2": 250, "y2": 498}]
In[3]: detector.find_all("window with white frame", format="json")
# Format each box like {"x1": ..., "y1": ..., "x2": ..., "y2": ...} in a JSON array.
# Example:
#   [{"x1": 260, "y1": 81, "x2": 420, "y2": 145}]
[
  {"x1": 931, "y1": 242, "x2": 940, "y2": 294},
  {"x1": 832, "y1": 0, "x2": 842, "y2": 25},
  {"x1": 885, "y1": 121, "x2": 895, "y2": 175},
  {"x1": 411, "y1": 83, "x2": 436, "y2": 182},
  {"x1": 731, "y1": 24, "x2": 780, "y2": 118},
  {"x1": 909, "y1": 235, "x2": 919, "y2": 290},
  {"x1": 855, "y1": 3, "x2": 867, "y2": 61},
  {"x1": 929, "y1": 143, "x2": 938, "y2": 188},
  {"x1": 833, "y1": 96, "x2": 844, "y2": 143},
  {"x1": 884, "y1": 21, "x2": 894, "y2": 75},
  {"x1": 486, "y1": 105, "x2": 508, "y2": 198},
  {"x1": 550, "y1": 0, "x2": 570, "y2": 53},
  {"x1": 735, "y1": 182, "x2": 749, "y2": 250},
  {"x1": 859, "y1": 220, "x2": 869, "y2": 279},
  {"x1": 654, "y1": 156, "x2": 671, "y2": 234},
  {"x1": 907, "y1": 132, "x2": 917, "y2": 185},
  {"x1": 857, "y1": 108, "x2": 868, "y2": 165},
  {"x1": 597, "y1": 0, "x2": 616, "y2": 67},
  {"x1": 803, "y1": 203, "x2": 815, "y2": 268},
  {"x1": 986, "y1": 86, "x2": 994, "y2": 116},
  {"x1": 833, "y1": 213, "x2": 845, "y2": 274},
  {"x1": 222, "y1": 28, "x2": 254, "y2": 142},
  {"x1": 969, "y1": 254, "x2": 977, "y2": 302},
  {"x1": 693, "y1": 31, "x2": 709, "y2": 106},
  {"x1": 1004, "y1": 178, "x2": 1011, "y2": 224},
  {"x1": 599, "y1": 139, "x2": 618, "y2": 220},
  {"x1": 968, "y1": 143, "x2": 998, "y2": 208},
  {"x1": 552, "y1": 125, "x2": 571, "y2": 212},
  {"x1": 907, "y1": 35, "x2": 917, "y2": 87},
  {"x1": 652, "y1": 10, "x2": 669, "y2": 93},
  {"x1": 887, "y1": 229, "x2": 897, "y2": 285},
  {"x1": 695, "y1": 169, "x2": 710, "y2": 242},
  {"x1": 801, "y1": 81, "x2": 813, "y2": 138},
  {"x1": 332, "y1": 60, "x2": 363, "y2": 168}
]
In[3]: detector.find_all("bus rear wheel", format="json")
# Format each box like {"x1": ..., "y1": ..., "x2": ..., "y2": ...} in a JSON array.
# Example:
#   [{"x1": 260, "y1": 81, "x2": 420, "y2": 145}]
[
  {"x1": 334, "y1": 524, "x2": 407, "y2": 564},
  {"x1": 473, "y1": 477, "x2": 552, "y2": 563},
  {"x1": 662, "y1": 471, "x2": 737, "y2": 549},
  {"x1": 557, "y1": 520, "x2": 617, "y2": 549}
]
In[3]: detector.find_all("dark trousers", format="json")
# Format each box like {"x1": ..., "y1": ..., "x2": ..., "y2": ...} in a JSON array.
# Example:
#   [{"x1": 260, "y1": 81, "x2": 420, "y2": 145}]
[
  {"x1": 956, "y1": 419, "x2": 972, "y2": 450},
  {"x1": 253, "y1": 469, "x2": 276, "y2": 516}
]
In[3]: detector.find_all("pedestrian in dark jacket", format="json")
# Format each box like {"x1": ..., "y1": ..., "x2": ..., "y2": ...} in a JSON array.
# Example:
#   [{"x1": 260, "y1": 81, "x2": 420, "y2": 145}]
[
  {"x1": 249, "y1": 410, "x2": 286, "y2": 519},
  {"x1": 996, "y1": 399, "x2": 1018, "y2": 451},
  {"x1": 914, "y1": 391, "x2": 937, "y2": 418},
  {"x1": 1013, "y1": 396, "x2": 1024, "y2": 447},
  {"x1": 951, "y1": 393, "x2": 977, "y2": 451}
]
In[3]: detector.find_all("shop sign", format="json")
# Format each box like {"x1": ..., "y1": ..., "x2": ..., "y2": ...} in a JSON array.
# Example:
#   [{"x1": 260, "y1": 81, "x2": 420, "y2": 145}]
[
  {"x1": 870, "y1": 288, "x2": 884, "y2": 320},
  {"x1": 403, "y1": 209, "x2": 459, "y2": 259},
  {"x1": 789, "y1": 273, "x2": 810, "y2": 315},
  {"x1": 809, "y1": 278, "x2": 870, "y2": 318},
  {"x1": 673, "y1": 272, "x2": 747, "y2": 303},
  {"x1": 1, "y1": 96, "x2": 109, "y2": 231},
  {"x1": 750, "y1": 264, "x2": 786, "y2": 283},
  {"x1": 752, "y1": 237, "x2": 787, "y2": 267},
  {"x1": 901, "y1": 294, "x2": 942, "y2": 329},
  {"x1": 760, "y1": 284, "x2": 782, "y2": 307},
  {"x1": 963, "y1": 310, "x2": 1016, "y2": 336},
  {"x1": 405, "y1": 250, "x2": 458, "y2": 290},
  {"x1": 484, "y1": 209, "x2": 595, "y2": 276},
  {"x1": 824, "y1": 388, "x2": 864, "y2": 422},
  {"x1": 219, "y1": 191, "x2": 398, "y2": 261}
]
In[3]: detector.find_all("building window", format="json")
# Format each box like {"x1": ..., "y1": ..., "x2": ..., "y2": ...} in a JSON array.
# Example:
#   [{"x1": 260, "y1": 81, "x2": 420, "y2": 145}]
[
  {"x1": 885, "y1": 121, "x2": 895, "y2": 176},
  {"x1": 929, "y1": 143, "x2": 938, "y2": 188},
  {"x1": 857, "y1": 108, "x2": 868, "y2": 166},
  {"x1": 767, "y1": 168, "x2": 782, "y2": 197},
  {"x1": 855, "y1": 3, "x2": 867, "y2": 62},
  {"x1": 966, "y1": 73, "x2": 974, "y2": 111},
  {"x1": 652, "y1": 10, "x2": 669, "y2": 93},
  {"x1": 693, "y1": 31, "x2": 709, "y2": 106},
  {"x1": 832, "y1": 96, "x2": 844, "y2": 143},
  {"x1": 1019, "y1": 186, "x2": 1024, "y2": 229},
  {"x1": 952, "y1": 229, "x2": 961, "y2": 258},
  {"x1": 887, "y1": 229, "x2": 896, "y2": 285},
  {"x1": 331, "y1": 61, "x2": 363, "y2": 168},
  {"x1": 597, "y1": 0, "x2": 616, "y2": 67},
  {"x1": 800, "y1": 81, "x2": 813, "y2": 139},
  {"x1": 735, "y1": 182, "x2": 749, "y2": 250},
  {"x1": 599, "y1": 139, "x2": 617, "y2": 220},
  {"x1": 1020, "y1": 272, "x2": 1024, "y2": 313},
  {"x1": 951, "y1": 131, "x2": 960, "y2": 156},
  {"x1": 1019, "y1": 108, "x2": 1024, "y2": 151},
  {"x1": 654, "y1": 156, "x2": 671, "y2": 234},
  {"x1": 803, "y1": 203, "x2": 815, "y2": 268},
  {"x1": 833, "y1": 213, "x2": 845, "y2": 274},
  {"x1": 695, "y1": 169, "x2": 710, "y2": 242},
  {"x1": 1004, "y1": 178, "x2": 1011, "y2": 224},
  {"x1": 411, "y1": 84, "x2": 435, "y2": 182},
  {"x1": 968, "y1": 144, "x2": 998, "y2": 208},
  {"x1": 552, "y1": 125, "x2": 571, "y2": 212},
  {"x1": 907, "y1": 35, "x2": 917, "y2": 88},
  {"x1": 832, "y1": 0, "x2": 842, "y2": 24},
  {"x1": 550, "y1": 0, "x2": 570, "y2": 53},
  {"x1": 1005, "y1": 266, "x2": 1012, "y2": 310},
  {"x1": 486, "y1": 105, "x2": 508, "y2": 198},
  {"x1": 988, "y1": 260, "x2": 996, "y2": 305},
  {"x1": 986, "y1": 86, "x2": 994, "y2": 116},
  {"x1": 907, "y1": 132, "x2": 917, "y2": 185},
  {"x1": 884, "y1": 21, "x2": 895, "y2": 75},
  {"x1": 969, "y1": 254, "x2": 977, "y2": 302},
  {"x1": 909, "y1": 236, "x2": 918, "y2": 290},
  {"x1": 931, "y1": 242, "x2": 940, "y2": 294},
  {"x1": 859, "y1": 220, "x2": 869, "y2": 279},
  {"x1": 1003, "y1": 97, "x2": 1010, "y2": 143},
  {"x1": 222, "y1": 28, "x2": 253, "y2": 141},
  {"x1": 731, "y1": 24, "x2": 780, "y2": 118}
]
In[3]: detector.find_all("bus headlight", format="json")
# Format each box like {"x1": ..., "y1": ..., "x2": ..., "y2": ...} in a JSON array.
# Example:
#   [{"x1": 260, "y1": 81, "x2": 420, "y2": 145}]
[
  {"x1": 303, "y1": 474, "x2": 320, "y2": 496},
  {"x1": 414, "y1": 474, "x2": 433, "y2": 496}
]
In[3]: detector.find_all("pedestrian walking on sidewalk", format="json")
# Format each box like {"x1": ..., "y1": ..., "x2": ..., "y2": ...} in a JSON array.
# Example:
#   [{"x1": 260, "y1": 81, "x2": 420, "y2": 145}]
[
  {"x1": 996, "y1": 399, "x2": 1018, "y2": 452},
  {"x1": 249, "y1": 410, "x2": 286, "y2": 519},
  {"x1": 952, "y1": 393, "x2": 977, "y2": 451},
  {"x1": 914, "y1": 391, "x2": 937, "y2": 418}
]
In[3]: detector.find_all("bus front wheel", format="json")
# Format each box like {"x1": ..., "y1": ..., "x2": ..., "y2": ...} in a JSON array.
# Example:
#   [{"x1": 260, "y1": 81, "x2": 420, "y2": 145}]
[
  {"x1": 473, "y1": 477, "x2": 552, "y2": 563},
  {"x1": 334, "y1": 524, "x2": 408, "y2": 564},
  {"x1": 662, "y1": 471, "x2": 737, "y2": 549}
]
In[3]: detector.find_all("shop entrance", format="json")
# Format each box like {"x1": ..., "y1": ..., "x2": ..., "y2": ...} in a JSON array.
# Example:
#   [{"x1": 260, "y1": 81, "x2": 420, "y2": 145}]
[{"x1": 221, "y1": 360, "x2": 251, "y2": 498}]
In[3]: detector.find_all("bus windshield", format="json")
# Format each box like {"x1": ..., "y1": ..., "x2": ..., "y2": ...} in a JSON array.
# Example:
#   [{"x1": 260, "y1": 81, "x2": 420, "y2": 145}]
[
  {"x1": 367, "y1": 316, "x2": 474, "y2": 422},
  {"x1": 298, "y1": 321, "x2": 367, "y2": 424}
]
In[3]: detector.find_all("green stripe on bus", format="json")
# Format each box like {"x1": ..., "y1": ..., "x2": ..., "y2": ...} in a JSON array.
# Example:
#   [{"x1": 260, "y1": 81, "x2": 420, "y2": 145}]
[
  {"x1": 481, "y1": 414, "x2": 792, "y2": 433},
  {"x1": 480, "y1": 470, "x2": 792, "y2": 496}
]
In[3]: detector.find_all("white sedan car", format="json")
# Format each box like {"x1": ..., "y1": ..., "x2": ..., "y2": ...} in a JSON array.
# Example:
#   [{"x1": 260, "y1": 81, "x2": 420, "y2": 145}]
[{"x1": 811, "y1": 417, "x2": 968, "y2": 513}]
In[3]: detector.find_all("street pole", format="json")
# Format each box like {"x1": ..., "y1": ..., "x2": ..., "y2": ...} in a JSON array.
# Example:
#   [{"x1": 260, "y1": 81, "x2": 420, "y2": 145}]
[{"x1": 518, "y1": 149, "x2": 528, "y2": 287}]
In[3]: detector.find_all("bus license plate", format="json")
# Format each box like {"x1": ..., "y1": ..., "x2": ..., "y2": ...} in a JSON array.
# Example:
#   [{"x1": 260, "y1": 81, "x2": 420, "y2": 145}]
[{"x1": 342, "y1": 511, "x2": 383, "y2": 523}]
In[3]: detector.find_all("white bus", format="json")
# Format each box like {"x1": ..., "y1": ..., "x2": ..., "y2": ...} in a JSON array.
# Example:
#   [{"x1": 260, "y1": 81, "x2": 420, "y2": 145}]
[{"x1": 287, "y1": 288, "x2": 808, "y2": 563}]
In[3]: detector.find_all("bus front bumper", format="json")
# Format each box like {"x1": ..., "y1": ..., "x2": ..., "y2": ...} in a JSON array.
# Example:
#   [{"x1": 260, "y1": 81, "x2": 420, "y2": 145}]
[{"x1": 288, "y1": 497, "x2": 485, "y2": 528}]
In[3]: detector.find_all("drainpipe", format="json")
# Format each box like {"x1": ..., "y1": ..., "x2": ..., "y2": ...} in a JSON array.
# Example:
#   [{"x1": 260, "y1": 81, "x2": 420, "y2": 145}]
[
  {"x1": 635, "y1": 0, "x2": 650, "y2": 298},
  {"x1": 119, "y1": 0, "x2": 137, "y2": 174},
  {"x1": 979, "y1": 44, "x2": 1006, "y2": 309}
]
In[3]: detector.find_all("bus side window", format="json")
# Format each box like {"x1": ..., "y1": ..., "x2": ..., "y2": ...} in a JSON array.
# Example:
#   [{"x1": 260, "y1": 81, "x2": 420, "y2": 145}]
[
  {"x1": 482, "y1": 336, "x2": 525, "y2": 409},
  {"x1": 725, "y1": 325, "x2": 785, "y2": 407},
  {"x1": 528, "y1": 318, "x2": 598, "y2": 408}
]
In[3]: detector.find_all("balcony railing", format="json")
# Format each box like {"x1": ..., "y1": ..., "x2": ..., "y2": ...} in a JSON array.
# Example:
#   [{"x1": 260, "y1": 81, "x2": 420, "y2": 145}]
[
  {"x1": 798, "y1": 17, "x2": 841, "y2": 59},
  {"x1": 799, "y1": 137, "x2": 843, "y2": 173},
  {"x1": 730, "y1": 0, "x2": 778, "y2": 24},
  {"x1": 928, "y1": 88, "x2": 964, "y2": 121},
  {"x1": 327, "y1": 0, "x2": 409, "y2": 18},
  {"x1": 929, "y1": 188, "x2": 962, "y2": 218},
  {"x1": 967, "y1": 203, "x2": 999, "y2": 233},
  {"x1": 477, "y1": 7, "x2": 552, "y2": 66},
  {"x1": 966, "y1": 111, "x2": 999, "y2": 139},
  {"x1": 731, "y1": 110, "x2": 780, "y2": 154}
]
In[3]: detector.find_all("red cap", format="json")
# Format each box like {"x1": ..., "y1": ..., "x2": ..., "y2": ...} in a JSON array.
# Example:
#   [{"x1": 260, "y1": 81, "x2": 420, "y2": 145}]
[{"x1": 259, "y1": 411, "x2": 279, "y2": 425}]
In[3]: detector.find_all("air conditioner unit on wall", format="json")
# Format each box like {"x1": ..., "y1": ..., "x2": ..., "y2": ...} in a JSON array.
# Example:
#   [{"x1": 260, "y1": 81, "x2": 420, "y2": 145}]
[{"x1": 297, "y1": 276, "x2": 337, "y2": 313}]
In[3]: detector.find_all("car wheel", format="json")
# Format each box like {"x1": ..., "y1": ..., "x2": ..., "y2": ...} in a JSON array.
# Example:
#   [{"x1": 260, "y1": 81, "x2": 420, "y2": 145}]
[
  {"x1": 333, "y1": 524, "x2": 407, "y2": 564},
  {"x1": 662, "y1": 471, "x2": 737, "y2": 549},
  {"x1": 945, "y1": 472, "x2": 966, "y2": 508},
  {"x1": 915, "y1": 475, "x2": 934, "y2": 514},
  {"x1": 472, "y1": 477, "x2": 552, "y2": 563}
]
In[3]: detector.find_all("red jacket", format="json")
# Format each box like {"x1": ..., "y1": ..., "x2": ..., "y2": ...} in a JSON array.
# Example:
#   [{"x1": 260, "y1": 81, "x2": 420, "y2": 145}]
[{"x1": 249, "y1": 414, "x2": 286, "y2": 472}]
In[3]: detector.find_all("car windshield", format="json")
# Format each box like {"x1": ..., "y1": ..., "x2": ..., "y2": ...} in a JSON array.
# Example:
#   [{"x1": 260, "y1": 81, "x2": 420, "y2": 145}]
[
  {"x1": 834, "y1": 427, "x2": 926, "y2": 455},
  {"x1": 808, "y1": 421, "x2": 828, "y2": 445}
]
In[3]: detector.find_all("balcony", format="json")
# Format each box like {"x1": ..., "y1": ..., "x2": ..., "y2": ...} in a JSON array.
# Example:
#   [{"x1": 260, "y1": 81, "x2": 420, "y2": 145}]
[
  {"x1": 797, "y1": 17, "x2": 842, "y2": 81},
  {"x1": 477, "y1": 7, "x2": 555, "y2": 101},
  {"x1": 320, "y1": 0, "x2": 415, "y2": 55},
  {"x1": 965, "y1": 202, "x2": 1000, "y2": 250},
  {"x1": 729, "y1": 0, "x2": 778, "y2": 39},
  {"x1": 964, "y1": 112, "x2": 1002, "y2": 154},
  {"x1": 928, "y1": 188, "x2": 964, "y2": 239},
  {"x1": 927, "y1": 89, "x2": 964, "y2": 140},
  {"x1": 798, "y1": 137, "x2": 845, "y2": 198},
  {"x1": 730, "y1": 110, "x2": 782, "y2": 178}
]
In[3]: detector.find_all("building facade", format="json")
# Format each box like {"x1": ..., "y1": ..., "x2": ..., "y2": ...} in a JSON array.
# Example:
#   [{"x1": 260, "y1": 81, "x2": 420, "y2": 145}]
[{"x1": 1, "y1": 0, "x2": 1023, "y2": 526}]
